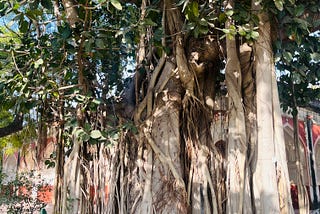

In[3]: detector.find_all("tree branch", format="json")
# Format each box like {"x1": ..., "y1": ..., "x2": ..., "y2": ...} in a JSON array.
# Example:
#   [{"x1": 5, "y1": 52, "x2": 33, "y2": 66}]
[{"x1": 0, "y1": 113, "x2": 23, "y2": 138}]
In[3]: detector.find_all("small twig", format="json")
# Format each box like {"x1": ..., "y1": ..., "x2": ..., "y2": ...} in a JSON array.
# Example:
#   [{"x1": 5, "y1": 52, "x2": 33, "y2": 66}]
[{"x1": 11, "y1": 51, "x2": 24, "y2": 77}]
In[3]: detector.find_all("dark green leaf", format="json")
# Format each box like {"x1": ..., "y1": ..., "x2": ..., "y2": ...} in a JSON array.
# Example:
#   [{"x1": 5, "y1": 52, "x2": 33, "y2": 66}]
[
  {"x1": 199, "y1": 18, "x2": 208, "y2": 27},
  {"x1": 199, "y1": 25, "x2": 208, "y2": 35},
  {"x1": 293, "y1": 18, "x2": 310, "y2": 31},
  {"x1": 95, "y1": 39, "x2": 106, "y2": 49},
  {"x1": 283, "y1": 51, "x2": 293, "y2": 62},
  {"x1": 26, "y1": 9, "x2": 43, "y2": 20},
  {"x1": 19, "y1": 20, "x2": 29, "y2": 33},
  {"x1": 144, "y1": 18, "x2": 158, "y2": 27},
  {"x1": 294, "y1": 5, "x2": 304, "y2": 17},
  {"x1": 194, "y1": 26, "x2": 199, "y2": 38},
  {"x1": 58, "y1": 25, "x2": 72, "y2": 39},
  {"x1": 218, "y1": 13, "x2": 227, "y2": 23},
  {"x1": 41, "y1": 0, "x2": 53, "y2": 10}
]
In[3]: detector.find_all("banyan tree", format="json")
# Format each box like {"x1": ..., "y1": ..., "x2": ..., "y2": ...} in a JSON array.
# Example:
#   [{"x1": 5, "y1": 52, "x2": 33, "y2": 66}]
[{"x1": 0, "y1": 0, "x2": 319, "y2": 213}]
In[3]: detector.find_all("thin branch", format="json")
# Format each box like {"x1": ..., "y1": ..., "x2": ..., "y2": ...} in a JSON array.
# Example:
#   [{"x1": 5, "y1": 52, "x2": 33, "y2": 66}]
[{"x1": 11, "y1": 51, "x2": 24, "y2": 77}]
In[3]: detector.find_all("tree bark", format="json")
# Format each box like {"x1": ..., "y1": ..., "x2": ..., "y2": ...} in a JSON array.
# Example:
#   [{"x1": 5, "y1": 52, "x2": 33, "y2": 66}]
[
  {"x1": 252, "y1": 7, "x2": 287, "y2": 213},
  {"x1": 224, "y1": 1, "x2": 249, "y2": 213},
  {"x1": 272, "y1": 61, "x2": 294, "y2": 214}
]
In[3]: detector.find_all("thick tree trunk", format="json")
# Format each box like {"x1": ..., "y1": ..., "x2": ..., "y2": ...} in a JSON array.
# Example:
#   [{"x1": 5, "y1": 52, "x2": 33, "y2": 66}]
[
  {"x1": 131, "y1": 62, "x2": 188, "y2": 213},
  {"x1": 50, "y1": 0, "x2": 297, "y2": 213},
  {"x1": 253, "y1": 16, "x2": 280, "y2": 213},
  {"x1": 252, "y1": 7, "x2": 293, "y2": 213},
  {"x1": 272, "y1": 64, "x2": 294, "y2": 213},
  {"x1": 224, "y1": 1, "x2": 249, "y2": 213}
]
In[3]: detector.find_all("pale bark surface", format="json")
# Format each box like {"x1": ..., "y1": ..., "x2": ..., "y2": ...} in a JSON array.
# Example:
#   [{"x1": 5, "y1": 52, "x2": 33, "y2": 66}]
[
  {"x1": 225, "y1": 1, "x2": 249, "y2": 213},
  {"x1": 49, "y1": 0, "x2": 296, "y2": 213},
  {"x1": 252, "y1": 8, "x2": 293, "y2": 213}
]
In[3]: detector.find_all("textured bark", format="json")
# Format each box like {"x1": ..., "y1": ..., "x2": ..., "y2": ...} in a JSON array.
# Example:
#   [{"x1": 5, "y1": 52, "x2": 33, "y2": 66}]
[
  {"x1": 151, "y1": 76, "x2": 187, "y2": 213},
  {"x1": 272, "y1": 63, "x2": 294, "y2": 213},
  {"x1": 49, "y1": 0, "x2": 297, "y2": 213},
  {"x1": 252, "y1": 8, "x2": 289, "y2": 213},
  {"x1": 239, "y1": 43, "x2": 255, "y2": 213},
  {"x1": 225, "y1": 1, "x2": 249, "y2": 213},
  {"x1": 61, "y1": 0, "x2": 79, "y2": 27}
]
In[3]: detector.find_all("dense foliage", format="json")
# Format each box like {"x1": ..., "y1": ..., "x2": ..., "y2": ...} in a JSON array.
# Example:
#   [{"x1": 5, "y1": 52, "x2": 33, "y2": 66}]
[
  {"x1": 0, "y1": 0, "x2": 318, "y2": 148},
  {"x1": 0, "y1": 0, "x2": 319, "y2": 213}
]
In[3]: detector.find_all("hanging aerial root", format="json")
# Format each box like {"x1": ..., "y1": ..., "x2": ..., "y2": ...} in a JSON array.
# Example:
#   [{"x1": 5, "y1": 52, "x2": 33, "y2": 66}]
[
  {"x1": 134, "y1": 55, "x2": 166, "y2": 123},
  {"x1": 182, "y1": 93, "x2": 209, "y2": 143},
  {"x1": 143, "y1": 124, "x2": 185, "y2": 189}
]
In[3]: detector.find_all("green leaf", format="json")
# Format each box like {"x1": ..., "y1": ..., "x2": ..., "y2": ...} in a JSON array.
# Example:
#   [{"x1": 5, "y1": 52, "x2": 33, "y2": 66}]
[
  {"x1": 95, "y1": 39, "x2": 106, "y2": 49},
  {"x1": 294, "y1": 5, "x2": 304, "y2": 17},
  {"x1": 13, "y1": 3, "x2": 20, "y2": 11},
  {"x1": 58, "y1": 25, "x2": 71, "y2": 39},
  {"x1": 226, "y1": 33, "x2": 234, "y2": 40},
  {"x1": 199, "y1": 18, "x2": 208, "y2": 26},
  {"x1": 199, "y1": 26, "x2": 208, "y2": 35},
  {"x1": 310, "y1": 53, "x2": 320, "y2": 62},
  {"x1": 225, "y1": 10, "x2": 234, "y2": 17},
  {"x1": 219, "y1": 28, "x2": 230, "y2": 34},
  {"x1": 238, "y1": 26, "x2": 246, "y2": 36},
  {"x1": 92, "y1": 98, "x2": 102, "y2": 105},
  {"x1": 250, "y1": 31, "x2": 259, "y2": 40},
  {"x1": 34, "y1": 59, "x2": 44, "y2": 68},
  {"x1": 19, "y1": 20, "x2": 29, "y2": 33},
  {"x1": 274, "y1": 0, "x2": 284, "y2": 11},
  {"x1": 90, "y1": 130, "x2": 102, "y2": 139},
  {"x1": 293, "y1": 18, "x2": 310, "y2": 31},
  {"x1": 191, "y1": 1, "x2": 199, "y2": 18},
  {"x1": 110, "y1": 0, "x2": 122, "y2": 10},
  {"x1": 218, "y1": 13, "x2": 227, "y2": 23},
  {"x1": 41, "y1": 0, "x2": 53, "y2": 10},
  {"x1": 26, "y1": 9, "x2": 43, "y2": 20},
  {"x1": 283, "y1": 51, "x2": 293, "y2": 62},
  {"x1": 84, "y1": 123, "x2": 91, "y2": 132},
  {"x1": 81, "y1": 133, "x2": 90, "y2": 142},
  {"x1": 74, "y1": 128, "x2": 86, "y2": 138},
  {"x1": 194, "y1": 26, "x2": 199, "y2": 38},
  {"x1": 144, "y1": 18, "x2": 158, "y2": 27},
  {"x1": 186, "y1": 22, "x2": 196, "y2": 30}
]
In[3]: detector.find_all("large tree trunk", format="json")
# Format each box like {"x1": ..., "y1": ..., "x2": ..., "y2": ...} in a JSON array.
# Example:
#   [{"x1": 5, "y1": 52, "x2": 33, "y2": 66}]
[
  {"x1": 252, "y1": 6, "x2": 293, "y2": 213},
  {"x1": 51, "y1": 0, "x2": 296, "y2": 213},
  {"x1": 137, "y1": 73, "x2": 187, "y2": 213},
  {"x1": 224, "y1": 1, "x2": 249, "y2": 213}
]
